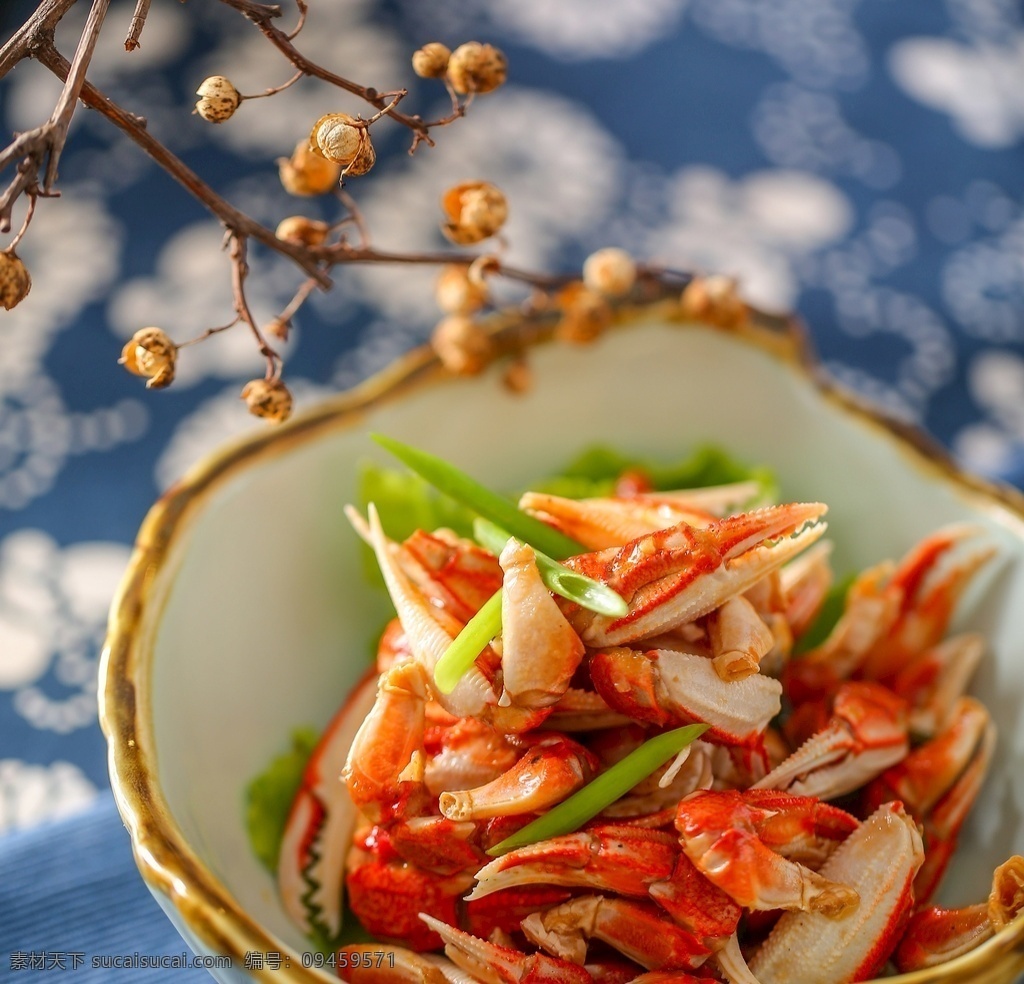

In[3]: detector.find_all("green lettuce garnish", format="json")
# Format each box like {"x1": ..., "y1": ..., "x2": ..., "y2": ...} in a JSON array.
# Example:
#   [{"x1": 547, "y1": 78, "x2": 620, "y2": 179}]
[{"x1": 245, "y1": 728, "x2": 319, "y2": 874}]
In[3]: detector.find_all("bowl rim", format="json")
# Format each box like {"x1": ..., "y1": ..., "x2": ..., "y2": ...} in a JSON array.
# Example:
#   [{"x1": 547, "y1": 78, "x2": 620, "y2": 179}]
[{"x1": 99, "y1": 300, "x2": 1024, "y2": 983}]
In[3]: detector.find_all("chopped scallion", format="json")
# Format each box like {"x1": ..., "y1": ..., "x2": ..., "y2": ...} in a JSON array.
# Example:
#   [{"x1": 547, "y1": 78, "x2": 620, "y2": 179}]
[
  {"x1": 473, "y1": 518, "x2": 627, "y2": 618},
  {"x1": 486, "y1": 723, "x2": 710, "y2": 856},
  {"x1": 371, "y1": 434, "x2": 584, "y2": 560},
  {"x1": 433, "y1": 589, "x2": 502, "y2": 695}
]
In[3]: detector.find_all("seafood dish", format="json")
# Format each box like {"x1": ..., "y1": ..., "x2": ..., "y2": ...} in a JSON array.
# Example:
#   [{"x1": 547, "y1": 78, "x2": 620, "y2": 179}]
[{"x1": 267, "y1": 440, "x2": 1024, "y2": 984}]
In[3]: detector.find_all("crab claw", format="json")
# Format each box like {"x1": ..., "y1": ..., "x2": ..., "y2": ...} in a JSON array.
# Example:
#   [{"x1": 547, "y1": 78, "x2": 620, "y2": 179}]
[
  {"x1": 565, "y1": 503, "x2": 828, "y2": 646},
  {"x1": 521, "y1": 895, "x2": 712, "y2": 971},
  {"x1": 494, "y1": 539, "x2": 586, "y2": 732},
  {"x1": 278, "y1": 671, "x2": 377, "y2": 939},
  {"x1": 862, "y1": 695, "x2": 996, "y2": 903},
  {"x1": 893, "y1": 855, "x2": 1024, "y2": 973},
  {"x1": 439, "y1": 733, "x2": 599, "y2": 821},
  {"x1": 707, "y1": 594, "x2": 776, "y2": 682},
  {"x1": 588, "y1": 646, "x2": 782, "y2": 746},
  {"x1": 753, "y1": 681, "x2": 909, "y2": 800},
  {"x1": 418, "y1": 914, "x2": 593, "y2": 984},
  {"x1": 749, "y1": 801, "x2": 925, "y2": 984},
  {"x1": 352, "y1": 504, "x2": 496, "y2": 719},
  {"x1": 468, "y1": 825, "x2": 679, "y2": 901},
  {"x1": 675, "y1": 790, "x2": 860, "y2": 916}
]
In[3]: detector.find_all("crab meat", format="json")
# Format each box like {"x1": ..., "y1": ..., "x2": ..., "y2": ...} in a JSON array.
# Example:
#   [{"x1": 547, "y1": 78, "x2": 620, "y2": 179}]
[
  {"x1": 780, "y1": 540, "x2": 834, "y2": 639},
  {"x1": 418, "y1": 914, "x2": 593, "y2": 984},
  {"x1": 893, "y1": 855, "x2": 1024, "y2": 972},
  {"x1": 589, "y1": 646, "x2": 782, "y2": 746},
  {"x1": 496, "y1": 539, "x2": 586, "y2": 727},
  {"x1": 707, "y1": 595, "x2": 776, "y2": 682},
  {"x1": 543, "y1": 687, "x2": 633, "y2": 731},
  {"x1": 521, "y1": 895, "x2": 713, "y2": 971},
  {"x1": 862, "y1": 695, "x2": 996, "y2": 903},
  {"x1": 675, "y1": 789, "x2": 860, "y2": 915},
  {"x1": 423, "y1": 718, "x2": 520, "y2": 797},
  {"x1": 277, "y1": 670, "x2": 377, "y2": 939},
  {"x1": 439, "y1": 733, "x2": 599, "y2": 821},
  {"x1": 753, "y1": 681, "x2": 909, "y2": 800},
  {"x1": 749, "y1": 801, "x2": 925, "y2": 984},
  {"x1": 563, "y1": 503, "x2": 828, "y2": 646}
]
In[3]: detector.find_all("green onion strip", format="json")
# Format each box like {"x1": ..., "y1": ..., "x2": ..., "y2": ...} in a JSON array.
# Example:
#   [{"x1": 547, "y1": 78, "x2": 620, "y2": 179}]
[
  {"x1": 487, "y1": 723, "x2": 710, "y2": 856},
  {"x1": 473, "y1": 519, "x2": 627, "y2": 618},
  {"x1": 433, "y1": 590, "x2": 502, "y2": 695}
]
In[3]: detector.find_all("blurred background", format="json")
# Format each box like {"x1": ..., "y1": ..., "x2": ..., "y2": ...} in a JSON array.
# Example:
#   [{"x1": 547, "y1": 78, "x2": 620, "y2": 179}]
[{"x1": 0, "y1": 0, "x2": 1022, "y2": 944}]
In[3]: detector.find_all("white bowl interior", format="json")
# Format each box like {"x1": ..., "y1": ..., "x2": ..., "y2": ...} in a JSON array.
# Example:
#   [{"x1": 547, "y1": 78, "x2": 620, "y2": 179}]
[{"x1": 148, "y1": 318, "x2": 1024, "y2": 954}]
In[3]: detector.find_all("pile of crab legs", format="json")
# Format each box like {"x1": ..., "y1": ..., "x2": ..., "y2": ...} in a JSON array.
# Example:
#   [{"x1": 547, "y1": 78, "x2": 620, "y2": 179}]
[{"x1": 278, "y1": 479, "x2": 1024, "y2": 983}]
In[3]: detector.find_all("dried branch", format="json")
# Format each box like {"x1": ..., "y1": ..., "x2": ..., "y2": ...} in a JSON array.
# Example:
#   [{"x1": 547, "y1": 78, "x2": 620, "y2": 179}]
[
  {"x1": 33, "y1": 42, "x2": 332, "y2": 285},
  {"x1": 0, "y1": 0, "x2": 78, "y2": 79},
  {"x1": 123, "y1": 0, "x2": 151, "y2": 51}
]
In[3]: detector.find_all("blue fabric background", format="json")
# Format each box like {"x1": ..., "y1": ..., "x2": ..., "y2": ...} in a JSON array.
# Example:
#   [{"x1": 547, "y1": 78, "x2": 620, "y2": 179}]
[{"x1": 1, "y1": 0, "x2": 1022, "y2": 978}]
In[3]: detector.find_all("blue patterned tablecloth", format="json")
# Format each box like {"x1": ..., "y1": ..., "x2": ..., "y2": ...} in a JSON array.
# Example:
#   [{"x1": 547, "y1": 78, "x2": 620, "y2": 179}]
[{"x1": 1, "y1": 0, "x2": 1022, "y2": 978}]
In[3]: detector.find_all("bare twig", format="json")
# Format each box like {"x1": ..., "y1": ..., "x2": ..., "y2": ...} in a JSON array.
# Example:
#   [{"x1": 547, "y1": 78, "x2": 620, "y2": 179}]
[
  {"x1": 177, "y1": 316, "x2": 241, "y2": 348},
  {"x1": 242, "y1": 68, "x2": 304, "y2": 100},
  {"x1": 7, "y1": 194, "x2": 37, "y2": 252},
  {"x1": 45, "y1": 0, "x2": 111, "y2": 187},
  {"x1": 124, "y1": 0, "x2": 151, "y2": 51},
  {"x1": 228, "y1": 233, "x2": 281, "y2": 378},
  {"x1": 286, "y1": 0, "x2": 308, "y2": 41}
]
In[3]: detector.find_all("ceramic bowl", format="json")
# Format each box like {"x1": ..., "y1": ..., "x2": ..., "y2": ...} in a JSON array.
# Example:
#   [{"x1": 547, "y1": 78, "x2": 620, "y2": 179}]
[{"x1": 100, "y1": 301, "x2": 1024, "y2": 984}]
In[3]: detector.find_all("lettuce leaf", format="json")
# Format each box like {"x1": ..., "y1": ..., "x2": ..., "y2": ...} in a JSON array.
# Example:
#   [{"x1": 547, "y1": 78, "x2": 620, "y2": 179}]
[{"x1": 245, "y1": 728, "x2": 319, "y2": 874}]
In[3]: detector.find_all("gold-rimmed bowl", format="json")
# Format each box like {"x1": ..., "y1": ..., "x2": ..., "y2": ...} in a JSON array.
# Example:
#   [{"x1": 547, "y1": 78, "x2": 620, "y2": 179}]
[{"x1": 100, "y1": 301, "x2": 1024, "y2": 983}]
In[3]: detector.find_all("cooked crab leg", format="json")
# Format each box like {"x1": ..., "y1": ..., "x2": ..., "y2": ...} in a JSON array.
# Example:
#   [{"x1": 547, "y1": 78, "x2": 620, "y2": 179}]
[
  {"x1": 862, "y1": 695, "x2": 996, "y2": 903},
  {"x1": 749, "y1": 801, "x2": 925, "y2": 984},
  {"x1": 859, "y1": 525, "x2": 995, "y2": 681},
  {"x1": 565, "y1": 503, "x2": 828, "y2": 646},
  {"x1": 675, "y1": 790, "x2": 860, "y2": 915},
  {"x1": 889, "y1": 633, "x2": 985, "y2": 739},
  {"x1": 518, "y1": 491, "x2": 717, "y2": 550},
  {"x1": 543, "y1": 687, "x2": 633, "y2": 731},
  {"x1": 753, "y1": 682, "x2": 909, "y2": 800},
  {"x1": 780, "y1": 540, "x2": 834, "y2": 639},
  {"x1": 893, "y1": 855, "x2": 1024, "y2": 972},
  {"x1": 588, "y1": 647, "x2": 782, "y2": 746},
  {"x1": 418, "y1": 914, "x2": 593, "y2": 984},
  {"x1": 439, "y1": 733, "x2": 599, "y2": 821},
  {"x1": 521, "y1": 895, "x2": 713, "y2": 971}
]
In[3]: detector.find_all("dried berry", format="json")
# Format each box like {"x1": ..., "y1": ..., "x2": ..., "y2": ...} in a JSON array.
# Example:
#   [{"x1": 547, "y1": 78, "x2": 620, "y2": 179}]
[
  {"x1": 265, "y1": 317, "x2": 291, "y2": 342},
  {"x1": 241, "y1": 378, "x2": 293, "y2": 423},
  {"x1": 0, "y1": 250, "x2": 32, "y2": 310},
  {"x1": 446, "y1": 42, "x2": 507, "y2": 95},
  {"x1": 583, "y1": 247, "x2": 637, "y2": 298},
  {"x1": 311, "y1": 114, "x2": 373, "y2": 174},
  {"x1": 412, "y1": 42, "x2": 451, "y2": 79},
  {"x1": 275, "y1": 216, "x2": 330, "y2": 246},
  {"x1": 195, "y1": 76, "x2": 240, "y2": 123},
  {"x1": 554, "y1": 283, "x2": 612, "y2": 345},
  {"x1": 679, "y1": 275, "x2": 749, "y2": 330},
  {"x1": 502, "y1": 356, "x2": 533, "y2": 394},
  {"x1": 440, "y1": 181, "x2": 508, "y2": 245},
  {"x1": 431, "y1": 315, "x2": 493, "y2": 375},
  {"x1": 278, "y1": 139, "x2": 342, "y2": 197},
  {"x1": 119, "y1": 327, "x2": 177, "y2": 389},
  {"x1": 435, "y1": 264, "x2": 488, "y2": 315}
]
